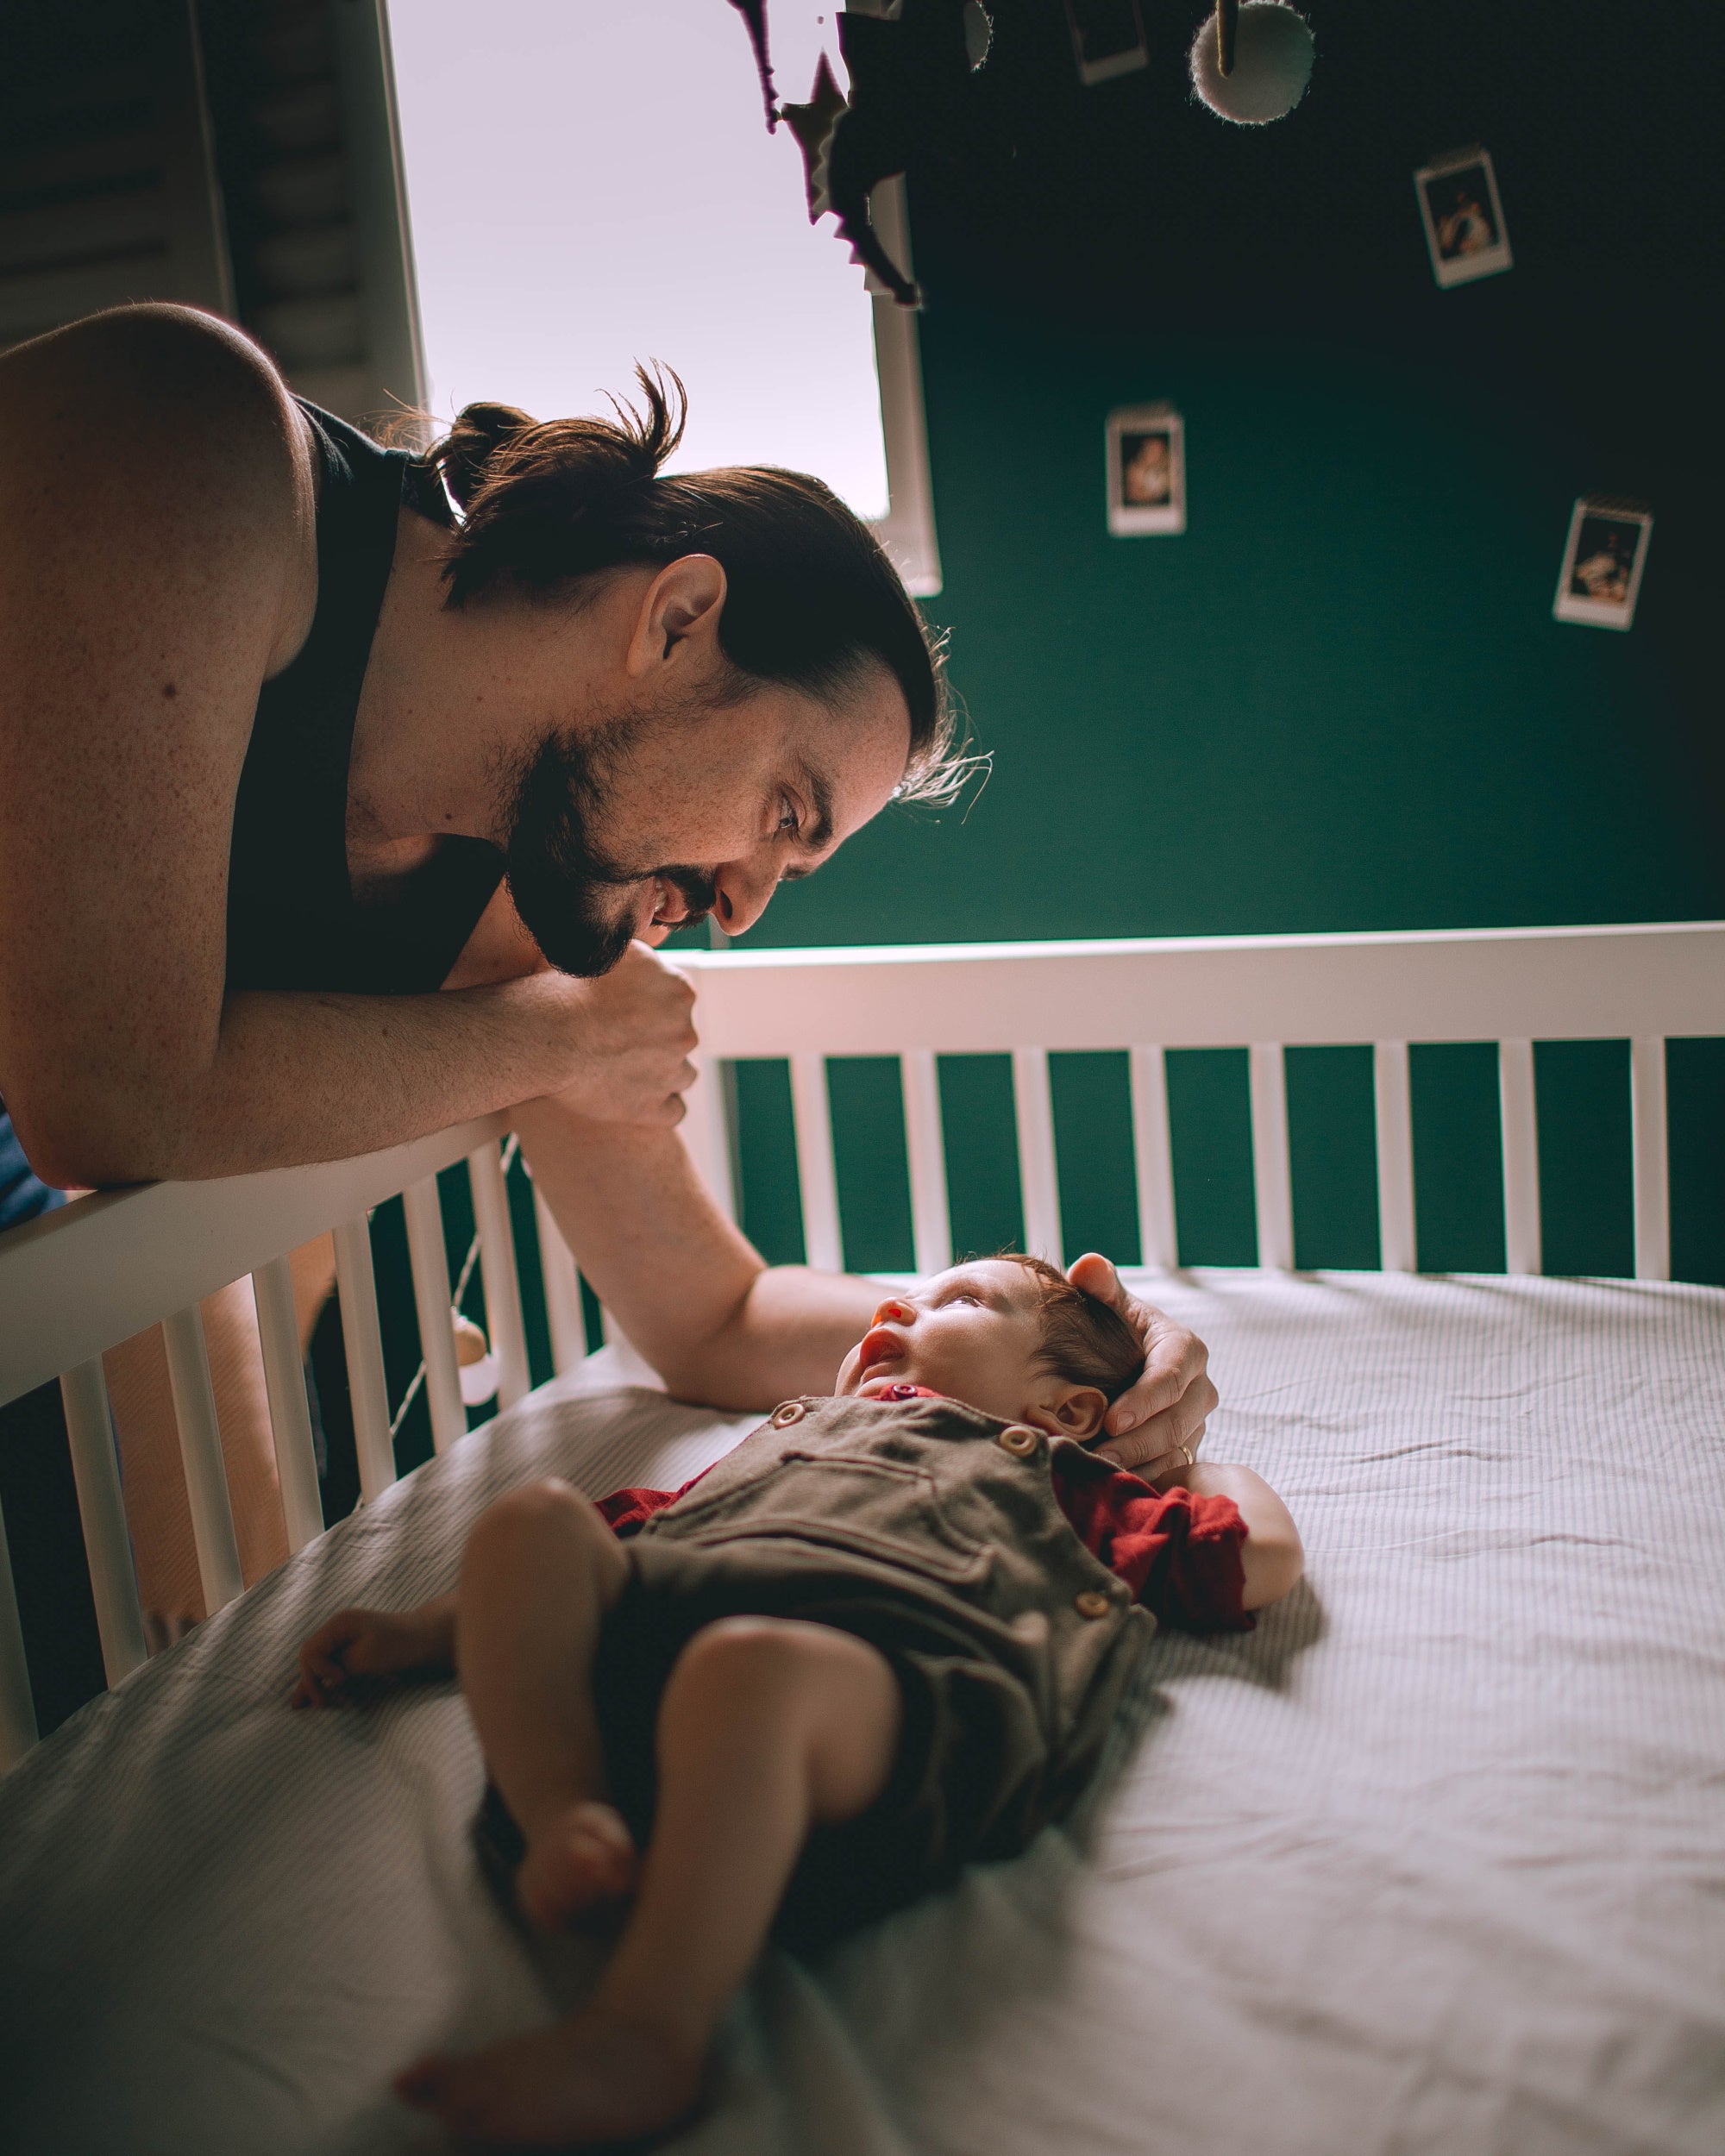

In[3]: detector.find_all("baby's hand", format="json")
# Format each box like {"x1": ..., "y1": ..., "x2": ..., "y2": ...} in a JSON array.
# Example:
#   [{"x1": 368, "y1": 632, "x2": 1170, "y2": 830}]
[{"x1": 291, "y1": 1606, "x2": 444, "y2": 1708}]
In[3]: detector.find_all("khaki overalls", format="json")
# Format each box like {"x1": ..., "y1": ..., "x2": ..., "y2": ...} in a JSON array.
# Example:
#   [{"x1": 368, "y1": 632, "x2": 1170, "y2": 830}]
[{"x1": 589, "y1": 1390, "x2": 1158, "y2": 1945}]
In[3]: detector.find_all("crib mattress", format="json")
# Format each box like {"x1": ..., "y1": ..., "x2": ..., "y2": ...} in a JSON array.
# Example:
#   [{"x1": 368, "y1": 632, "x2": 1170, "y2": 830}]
[{"x1": 3, "y1": 1269, "x2": 1723, "y2": 2156}]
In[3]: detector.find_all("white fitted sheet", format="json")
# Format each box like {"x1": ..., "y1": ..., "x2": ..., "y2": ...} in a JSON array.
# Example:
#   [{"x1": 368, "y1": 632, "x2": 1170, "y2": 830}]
[{"x1": 3, "y1": 1269, "x2": 1723, "y2": 2155}]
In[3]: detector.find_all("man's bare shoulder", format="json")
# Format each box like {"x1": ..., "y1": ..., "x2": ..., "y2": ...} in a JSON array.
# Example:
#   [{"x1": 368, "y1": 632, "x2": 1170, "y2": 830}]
[
  {"x1": 0, "y1": 307, "x2": 321, "y2": 969},
  {"x1": 0, "y1": 304, "x2": 317, "y2": 665}
]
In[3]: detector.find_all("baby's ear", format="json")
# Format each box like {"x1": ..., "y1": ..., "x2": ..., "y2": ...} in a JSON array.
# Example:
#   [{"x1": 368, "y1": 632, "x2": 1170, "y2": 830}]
[{"x1": 1043, "y1": 1385, "x2": 1108, "y2": 1441}]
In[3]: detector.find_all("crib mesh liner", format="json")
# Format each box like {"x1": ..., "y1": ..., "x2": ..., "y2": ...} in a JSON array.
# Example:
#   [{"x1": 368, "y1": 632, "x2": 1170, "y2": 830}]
[{"x1": 3, "y1": 1271, "x2": 1723, "y2": 2155}]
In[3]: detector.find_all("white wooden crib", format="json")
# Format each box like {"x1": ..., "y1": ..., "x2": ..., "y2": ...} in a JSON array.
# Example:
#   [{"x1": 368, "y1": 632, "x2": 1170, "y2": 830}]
[{"x1": 3, "y1": 918, "x2": 1722, "y2": 1774}]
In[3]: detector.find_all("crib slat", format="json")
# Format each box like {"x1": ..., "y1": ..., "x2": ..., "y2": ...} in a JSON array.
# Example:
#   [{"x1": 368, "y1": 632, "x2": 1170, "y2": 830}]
[
  {"x1": 250, "y1": 1258, "x2": 325, "y2": 1551},
  {"x1": 1012, "y1": 1047, "x2": 1063, "y2": 1263},
  {"x1": 401, "y1": 1176, "x2": 467, "y2": 1455},
  {"x1": 1498, "y1": 1038, "x2": 1542, "y2": 1275},
  {"x1": 0, "y1": 1490, "x2": 36, "y2": 1771},
  {"x1": 1373, "y1": 1040, "x2": 1417, "y2": 1272},
  {"x1": 59, "y1": 1359, "x2": 148, "y2": 1684},
  {"x1": 1128, "y1": 1046, "x2": 1177, "y2": 1269},
  {"x1": 160, "y1": 1303, "x2": 245, "y2": 1612},
  {"x1": 681, "y1": 1055, "x2": 736, "y2": 1222},
  {"x1": 790, "y1": 1054, "x2": 844, "y2": 1273},
  {"x1": 467, "y1": 1142, "x2": 530, "y2": 1410},
  {"x1": 1630, "y1": 1036, "x2": 1671, "y2": 1282},
  {"x1": 533, "y1": 1187, "x2": 587, "y2": 1374},
  {"x1": 332, "y1": 1215, "x2": 398, "y2": 1501},
  {"x1": 1249, "y1": 1043, "x2": 1295, "y2": 1270},
  {"x1": 900, "y1": 1050, "x2": 951, "y2": 1277}
]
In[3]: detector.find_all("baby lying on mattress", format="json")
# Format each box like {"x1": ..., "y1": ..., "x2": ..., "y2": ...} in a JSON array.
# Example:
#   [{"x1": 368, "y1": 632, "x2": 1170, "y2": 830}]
[{"x1": 293, "y1": 1253, "x2": 1303, "y2": 2147}]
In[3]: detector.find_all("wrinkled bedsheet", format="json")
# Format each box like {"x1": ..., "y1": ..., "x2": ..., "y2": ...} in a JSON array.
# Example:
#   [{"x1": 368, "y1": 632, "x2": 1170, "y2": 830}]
[{"x1": 3, "y1": 1269, "x2": 1722, "y2": 2155}]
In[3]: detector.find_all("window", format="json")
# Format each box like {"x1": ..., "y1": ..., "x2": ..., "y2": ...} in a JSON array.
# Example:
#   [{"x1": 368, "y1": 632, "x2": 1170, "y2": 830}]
[{"x1": 386, "y1": 0, "x2": 939, "y2": 590}]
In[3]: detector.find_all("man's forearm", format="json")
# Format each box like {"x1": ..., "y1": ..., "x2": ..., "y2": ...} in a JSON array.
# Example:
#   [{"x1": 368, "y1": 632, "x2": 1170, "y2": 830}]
[
  {"x1": 515, "y1": 1095, "x2": 879, "y2": 1412},
  {"x1": 41, "y1": 980, "x2": 564, "y2": 1184},
  {"x1": 204, "y1": 986, "x2": 564, "y2": 1175},
  {"x1": 24, "y1": 937, "x2": 698, "y2": 1187},
  {"x1": 666, "y1": 1262, "x2": 880, "y2": 1408}
]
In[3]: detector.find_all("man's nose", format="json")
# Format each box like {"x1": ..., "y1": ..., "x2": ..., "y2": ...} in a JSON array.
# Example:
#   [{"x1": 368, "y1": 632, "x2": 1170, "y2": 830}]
[
  {"x1": 872, "y1": 1299, "x2": 914, "y2": 1326},
  {"x1": 710, "y1": 858, "x2": 780, "y2": 937}
]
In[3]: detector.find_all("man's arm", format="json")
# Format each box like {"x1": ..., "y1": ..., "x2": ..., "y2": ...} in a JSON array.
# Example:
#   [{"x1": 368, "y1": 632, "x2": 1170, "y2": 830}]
[
  {"x1": 514, "y1": 1092, "x2": 1221, "y2": 1434},
  {"x1": 82, "y1": 961, "x2": 692, "y2": 1181},
  {"x1": 514, "y1": 1092, "x2": 871, "y2": 1406}
]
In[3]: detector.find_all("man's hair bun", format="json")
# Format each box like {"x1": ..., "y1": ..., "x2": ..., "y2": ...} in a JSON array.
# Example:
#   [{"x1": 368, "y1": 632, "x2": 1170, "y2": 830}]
[{"x1": 428, "y1": 401, "x2": 535, "y2": 512}]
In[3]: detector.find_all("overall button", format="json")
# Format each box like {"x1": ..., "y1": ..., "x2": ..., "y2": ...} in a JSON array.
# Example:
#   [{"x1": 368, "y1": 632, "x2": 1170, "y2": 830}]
[
  {"x1": 770, "y1": 1401, "x2": 806, "y2": 1428},
  {"x1": 1074, "y1": 1589, "x2": 1112, "y2": 1620},
  {"x1": 998, "y1": 1424, "x2": 1039, "y2": 1457}
]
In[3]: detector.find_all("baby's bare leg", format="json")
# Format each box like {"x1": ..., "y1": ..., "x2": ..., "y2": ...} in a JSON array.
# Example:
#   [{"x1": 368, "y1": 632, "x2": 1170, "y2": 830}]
[
  {"x1": 455, "y1": 1479, "x2": 633, "y2": 1926},
  {"x1": 398, "y1": 1617, "x2": 901, "y2": 2148},
  {"x1": 600, "y1": 1619, "x2": 900, "y2": 2036}
]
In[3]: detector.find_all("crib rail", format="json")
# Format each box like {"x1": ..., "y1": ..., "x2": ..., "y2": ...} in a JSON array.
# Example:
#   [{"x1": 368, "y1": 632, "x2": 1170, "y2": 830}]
[
  {"x1": 676, "y1": 921, "x2": 1725, "y2": 1283},
  {"x1": 1, "y1": 1114, "x2": 505, "y2": 1409},
  {"x1": 0, "y1": 1110, "x2": 565, "y2": 1769},
  {"x1": 3, "y1": 918, "x2": 1723, "y2": 1771}
]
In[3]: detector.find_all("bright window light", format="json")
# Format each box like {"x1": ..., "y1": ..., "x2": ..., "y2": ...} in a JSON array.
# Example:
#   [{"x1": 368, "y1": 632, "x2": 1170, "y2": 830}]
[{"x1": 386, "y1": 0, "x2": 891, "y2": 520}]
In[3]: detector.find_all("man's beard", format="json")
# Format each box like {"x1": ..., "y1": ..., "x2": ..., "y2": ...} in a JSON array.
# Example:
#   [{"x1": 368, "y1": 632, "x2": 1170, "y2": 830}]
[{"x1": 503, "y1": 724, "x2": 718, "y2": 976}]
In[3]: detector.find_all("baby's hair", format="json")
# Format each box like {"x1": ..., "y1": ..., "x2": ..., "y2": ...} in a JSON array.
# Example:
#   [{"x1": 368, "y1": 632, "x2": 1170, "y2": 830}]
[{"x1": 997, "y1": 1254, "x2": 1145, "y2": 1404}]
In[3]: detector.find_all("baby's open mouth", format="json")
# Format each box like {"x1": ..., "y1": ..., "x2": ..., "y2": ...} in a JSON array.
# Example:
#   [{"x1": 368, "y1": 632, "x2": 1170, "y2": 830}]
[{"x1": 854, "y1": 1327, "x2": 906, "y2": 1380}]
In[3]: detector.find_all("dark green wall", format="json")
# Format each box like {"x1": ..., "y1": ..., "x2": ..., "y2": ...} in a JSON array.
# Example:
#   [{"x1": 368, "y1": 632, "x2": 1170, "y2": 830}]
[
  {"x1": 726, "y1": 0, "x2": 1725, "y2": 1279},
  {"x1": 757, "y1": 0, "x2": 1721, "y2": 949}
]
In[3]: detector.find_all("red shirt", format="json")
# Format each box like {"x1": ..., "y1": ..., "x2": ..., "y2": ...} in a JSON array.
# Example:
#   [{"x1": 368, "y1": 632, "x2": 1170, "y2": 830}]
[{"x1": 598, "y1": 1385, "x2": 1250, "y2": 1633}]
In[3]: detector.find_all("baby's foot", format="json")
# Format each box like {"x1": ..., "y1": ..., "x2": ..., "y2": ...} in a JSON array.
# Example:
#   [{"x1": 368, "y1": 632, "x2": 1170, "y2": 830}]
[
  {"x1": 516, "y1": 1799, "x2": 638, "y2": 1930},
  {"x1": 395, "y1": 2002, "x2": 704, "y2": 2147}
]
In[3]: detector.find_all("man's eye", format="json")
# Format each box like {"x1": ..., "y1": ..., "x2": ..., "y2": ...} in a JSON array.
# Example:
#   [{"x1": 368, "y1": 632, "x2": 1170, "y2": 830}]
[{"x1": 777, "y1": 799, "x2": 801, "y2": 837}]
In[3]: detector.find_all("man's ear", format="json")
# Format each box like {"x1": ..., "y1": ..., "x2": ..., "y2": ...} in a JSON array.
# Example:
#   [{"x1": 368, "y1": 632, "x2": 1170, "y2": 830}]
[
  {"x1": 1024, "y1": 1384, "x2": 1109, "y2": 1442},
  {"x1": 627, "y1": 554, "x2": 727, "y2": 676}
]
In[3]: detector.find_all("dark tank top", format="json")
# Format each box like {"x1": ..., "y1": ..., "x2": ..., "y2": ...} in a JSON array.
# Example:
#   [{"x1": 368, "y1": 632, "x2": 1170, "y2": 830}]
[{"x1": 223, "y1": 402, "x2": 505, "y2": 994}]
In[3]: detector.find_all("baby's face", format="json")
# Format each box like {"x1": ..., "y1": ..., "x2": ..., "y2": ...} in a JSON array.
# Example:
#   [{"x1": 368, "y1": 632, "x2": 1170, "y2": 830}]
[{"x1": 835, "y1": 1261, "x2": 1051, "y2": 1426}]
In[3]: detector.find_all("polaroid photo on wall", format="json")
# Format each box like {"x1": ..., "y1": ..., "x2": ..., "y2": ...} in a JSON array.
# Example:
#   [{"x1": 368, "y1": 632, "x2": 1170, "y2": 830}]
[
  {"x1": 1553, "y1": 497, "x2": 1653, "y2": 630},
  {"x1": 1107, "y1": 404, "x2": 1185, "y2": 536},
  {"x1": 1414, "y1": 147, "x2": 1512, "y2": 287},
  {"x1": 1064, "y1": 0, "x2": 1149, "y2": 87}
]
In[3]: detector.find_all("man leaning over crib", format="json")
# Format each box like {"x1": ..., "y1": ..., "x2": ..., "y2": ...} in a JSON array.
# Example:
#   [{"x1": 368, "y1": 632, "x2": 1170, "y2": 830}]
[{"x1": 0, "y1": 303, "x2": 1215, "y2": 1485}]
